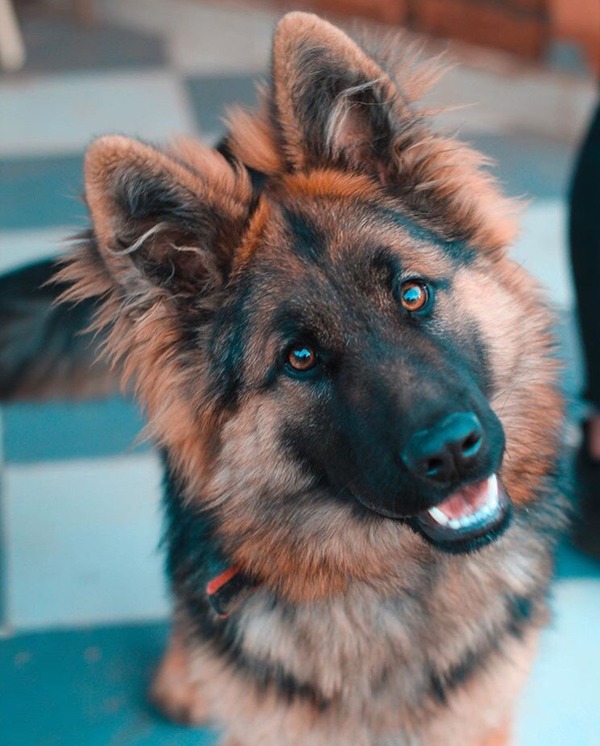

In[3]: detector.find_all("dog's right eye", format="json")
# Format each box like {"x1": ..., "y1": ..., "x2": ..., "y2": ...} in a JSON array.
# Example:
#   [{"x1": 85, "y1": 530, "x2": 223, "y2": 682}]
[{"x1": 285, "y1": 344, "x2": 319, "y2": 374}]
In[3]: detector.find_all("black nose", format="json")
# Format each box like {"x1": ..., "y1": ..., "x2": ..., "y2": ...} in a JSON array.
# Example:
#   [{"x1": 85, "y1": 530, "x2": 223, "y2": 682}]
[{"x1": 402, "y1": 412, "x2": 484, "y2": 484}]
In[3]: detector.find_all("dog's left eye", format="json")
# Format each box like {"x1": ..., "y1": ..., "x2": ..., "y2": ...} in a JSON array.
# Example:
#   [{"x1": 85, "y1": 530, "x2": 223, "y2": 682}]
[{"x1": 399, "y1": 280, "x2": 431, "y2": 313}]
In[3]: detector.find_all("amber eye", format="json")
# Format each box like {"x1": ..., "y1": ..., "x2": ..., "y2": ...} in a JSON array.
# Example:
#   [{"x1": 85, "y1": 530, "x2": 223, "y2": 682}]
[
  {"x1": 286, "y1": 345, "x2": 318, "y2": 372},
  {"x1": 399, "y1": 280, "x2": 429, "y2": 312}
]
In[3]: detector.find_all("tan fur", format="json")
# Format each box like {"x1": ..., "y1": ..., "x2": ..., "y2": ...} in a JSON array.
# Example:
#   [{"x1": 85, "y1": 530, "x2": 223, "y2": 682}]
[
  {"x1": 152, "y1": 605, "x2": 538, "y2": 746},
  {"x1": 455, "y1": 260, "x2": 562, "y2": 506},
  {"x1": 150, "y1": 625, "x2": 211, "y2": 726},
  {"x1": 225, "y1": 102, "x2": 284, "y2": 175},
  {"x1": 479, "y1": 723, "x2": 511, "y2": 746}
]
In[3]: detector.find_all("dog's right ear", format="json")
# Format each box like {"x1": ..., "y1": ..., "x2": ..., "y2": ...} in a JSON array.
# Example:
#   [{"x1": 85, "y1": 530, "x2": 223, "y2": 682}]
[
  {"x1": 82, "y1": 135, "x2": 252, "y2": 305},
  {"x1": 55, "y1": 136, "x2": 256, "y2": 472}
]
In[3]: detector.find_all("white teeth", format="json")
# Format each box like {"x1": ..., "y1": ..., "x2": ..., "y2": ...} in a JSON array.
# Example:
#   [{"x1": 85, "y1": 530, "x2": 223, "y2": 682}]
[
  {"x1": 427, "y1": 475, "x2": 500, "y2": 530},
  {"x1": 487, "y1": 474, "x2": 499, "y2": 503},
  {"x1": 427, "y1": 506, "x2": 450, "y2": 526}
]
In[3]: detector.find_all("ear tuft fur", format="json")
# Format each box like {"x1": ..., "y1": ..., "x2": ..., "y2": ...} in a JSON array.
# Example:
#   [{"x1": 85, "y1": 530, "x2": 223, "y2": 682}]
[
  {"x1": 271, "y1": 12, "x2": 400, "y2": 173},
  {"x1": 82, "y1": 135, "x2": 253, "y2": 302}
]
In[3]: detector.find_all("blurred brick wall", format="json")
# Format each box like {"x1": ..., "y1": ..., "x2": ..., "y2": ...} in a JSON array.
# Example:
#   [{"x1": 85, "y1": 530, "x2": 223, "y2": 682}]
[
  {"x1": 276, "y1": 0, "x2": 599, "y2": 70},
  {"x1": 306, "y1": 0, "x2": 408, "y2": 24},
  {"x1": 284, "y1": 0, "x2": 548, "y2": 57},
  {"x1": 411, "y1": 0, "x2": 548, "y2": 58},
  {"x1": 549, "y1": 0, "x2": 600, "y2": 74}
]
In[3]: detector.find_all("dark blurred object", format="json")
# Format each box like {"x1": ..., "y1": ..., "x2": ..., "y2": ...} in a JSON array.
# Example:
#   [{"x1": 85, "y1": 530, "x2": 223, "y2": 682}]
[
  {"x1": 570, "y1": 100, "x2": 600, "y2": 427},
  {"x1": 572, "y1": 439, "x2": 600, "y2": 560},
  {"x1": 569, "y1": 97, "x2": 600, "y2": 561},
  {"x1": 0, "y1": 258, "x2": 115, "y2": 401}
]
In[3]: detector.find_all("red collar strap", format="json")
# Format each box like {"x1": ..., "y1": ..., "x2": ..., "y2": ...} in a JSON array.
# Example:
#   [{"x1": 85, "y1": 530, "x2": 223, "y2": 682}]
[{"x1": 206, "y1": 565, "x2": 258, "y2": 617}]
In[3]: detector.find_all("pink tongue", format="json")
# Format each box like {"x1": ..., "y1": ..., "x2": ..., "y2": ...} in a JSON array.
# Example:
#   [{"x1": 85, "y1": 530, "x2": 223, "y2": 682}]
[{"x1": 436, "y1": 479, "x2": 490, "y2": 520}]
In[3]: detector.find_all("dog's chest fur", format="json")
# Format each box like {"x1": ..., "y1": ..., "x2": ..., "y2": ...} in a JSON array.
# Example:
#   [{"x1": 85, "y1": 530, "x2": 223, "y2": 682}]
[
  {"x1": 232, "y1": 528, "x2": 546, "y2": 711},
  {"x1": 169, "y1": 479, "x2": 553, "y2": 735}
]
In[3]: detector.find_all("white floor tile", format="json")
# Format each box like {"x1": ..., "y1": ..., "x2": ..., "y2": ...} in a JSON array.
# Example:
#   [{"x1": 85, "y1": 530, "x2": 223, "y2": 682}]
[
  {"x1": 423, "y1": 53, "x2": 596, "y2": 143},
  {"x1": 517, "y1": 578, "x2": 600, "y2": 746},
  {"x1": 0, "y1": 227, "x2": 72, "y2": 275},
  {"x1": 4, "y1": 453, "x2": 169, "y2": 630},
  {"x1": 511, "y1": 199, "x2": 573, "y2": 309},
  {"x1": 0, "y1": 70, "x2": 196, "y2": 157}
]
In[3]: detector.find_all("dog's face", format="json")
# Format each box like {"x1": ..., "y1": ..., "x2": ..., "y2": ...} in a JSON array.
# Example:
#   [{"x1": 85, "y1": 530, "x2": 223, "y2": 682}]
[
  {"x1": 210, "y1": 185, "x2": 508, "y2": 546},
  {"x1": 64, "y1": 12, "x2": 562, "y2": 599}
]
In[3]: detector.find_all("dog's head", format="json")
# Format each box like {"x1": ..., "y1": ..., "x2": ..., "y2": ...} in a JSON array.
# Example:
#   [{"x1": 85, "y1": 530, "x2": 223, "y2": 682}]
[{"x1": 62, "y1": 12, "x2": 562, "y2": 599}]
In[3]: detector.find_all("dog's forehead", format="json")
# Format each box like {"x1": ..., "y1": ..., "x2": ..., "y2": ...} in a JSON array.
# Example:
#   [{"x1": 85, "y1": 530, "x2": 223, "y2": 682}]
[
  {"x1": 245, "y1": 182, "x2": 466, "y2": 281},
  {"x1": 222, "y1": 190, "x2": 478, "y2": 352}
]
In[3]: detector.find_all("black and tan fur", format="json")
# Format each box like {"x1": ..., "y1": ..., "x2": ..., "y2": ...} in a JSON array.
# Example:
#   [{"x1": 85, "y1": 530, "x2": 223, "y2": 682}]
[{"x1": 1, "y1": 12, "x2": 568, "y2": 746}]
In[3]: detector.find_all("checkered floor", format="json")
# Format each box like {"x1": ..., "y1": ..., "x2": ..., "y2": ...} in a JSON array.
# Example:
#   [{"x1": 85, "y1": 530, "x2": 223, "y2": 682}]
[{"x1": 0, "y1": 1, "x2": 599, "y2": 744}]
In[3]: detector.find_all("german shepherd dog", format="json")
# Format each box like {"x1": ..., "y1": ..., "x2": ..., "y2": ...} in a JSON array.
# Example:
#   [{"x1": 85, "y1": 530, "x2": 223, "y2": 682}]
[{"x1": 0, "y1": 12, "x2": 568, "y2": 746}]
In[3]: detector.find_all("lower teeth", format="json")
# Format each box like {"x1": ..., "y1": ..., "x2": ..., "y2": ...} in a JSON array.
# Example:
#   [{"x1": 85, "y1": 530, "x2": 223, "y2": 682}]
[{"x1": 427, "y1": 475, "x2": 499, "y2": 530}]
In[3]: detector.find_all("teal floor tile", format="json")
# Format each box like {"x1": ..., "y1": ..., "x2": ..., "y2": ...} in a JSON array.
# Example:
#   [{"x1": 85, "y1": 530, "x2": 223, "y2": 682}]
[
  {"x1": 3, "y1": 396, "x2": 149, "y2": 463},
  {"x1": 184, "y1": 74, "x2": 258, "y2": 134},
  {"x1": 0, "y1": 623, "x2": 218, "y2": 746},
  {"x1": 556, "y1": 544, "x2": 600, "y2": 580},
  {"x1": 0, "y1": 154, "x2": 86, "y2": 231}
]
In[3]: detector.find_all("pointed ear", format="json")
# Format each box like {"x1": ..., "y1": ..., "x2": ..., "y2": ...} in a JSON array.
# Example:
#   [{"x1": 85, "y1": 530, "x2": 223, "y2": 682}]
[
  {"x1": 271, "y1": 12, "x2": 409, "y2": 175},
  {"x1": 84, "y1": 135, "x2": 252, "y2": 301}
]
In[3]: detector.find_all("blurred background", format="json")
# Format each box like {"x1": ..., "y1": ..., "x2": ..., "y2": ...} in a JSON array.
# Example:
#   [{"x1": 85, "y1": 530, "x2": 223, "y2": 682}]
[{"x1": 0, "y1": 1, "x2": 599, "y2": 744}]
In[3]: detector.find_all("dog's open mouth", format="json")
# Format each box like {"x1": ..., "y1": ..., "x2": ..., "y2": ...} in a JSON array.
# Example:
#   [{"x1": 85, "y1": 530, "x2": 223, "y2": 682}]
[{"x1": 413, "y1": 474, "x2": 511, "y2": 553}]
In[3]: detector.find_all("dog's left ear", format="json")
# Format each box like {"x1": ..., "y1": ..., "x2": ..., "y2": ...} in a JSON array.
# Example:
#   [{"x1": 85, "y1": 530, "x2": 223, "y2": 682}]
[
  {"x1": 271, "y1": 12, "x2": 412, "y2": 177},
  {"x1": 269, "y1": 12, "x2": 518, "y2": 252}
]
